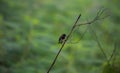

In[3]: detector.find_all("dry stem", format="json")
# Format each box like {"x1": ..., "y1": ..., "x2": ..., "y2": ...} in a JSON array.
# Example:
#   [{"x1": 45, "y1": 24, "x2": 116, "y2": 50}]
[{"x1": 46, "y1": 8, "x2": 109, "y2": 73}]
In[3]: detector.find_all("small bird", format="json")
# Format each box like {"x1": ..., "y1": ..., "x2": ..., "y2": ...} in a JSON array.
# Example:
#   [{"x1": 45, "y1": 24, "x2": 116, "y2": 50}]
[{"x1": 58, "y1": 34, "x2": 66, "y2": 44}]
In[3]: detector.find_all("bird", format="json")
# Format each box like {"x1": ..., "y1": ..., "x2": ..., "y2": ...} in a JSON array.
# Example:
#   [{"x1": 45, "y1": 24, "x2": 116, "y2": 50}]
[{"x1": 58, "y1": 34, "x2": 66, "y2": 44}]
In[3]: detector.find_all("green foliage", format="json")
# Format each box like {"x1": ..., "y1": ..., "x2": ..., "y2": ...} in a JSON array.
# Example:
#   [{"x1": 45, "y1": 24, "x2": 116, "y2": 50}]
[
  {"x1": 0, "y1": 0, "x2": 120, "y2": 73},
  {"x1": 102, "y1": 59, "x2": 120, "y2": 73},
  {"x1": 102, "y1": 64, "x2": 116, "y2": 73}
]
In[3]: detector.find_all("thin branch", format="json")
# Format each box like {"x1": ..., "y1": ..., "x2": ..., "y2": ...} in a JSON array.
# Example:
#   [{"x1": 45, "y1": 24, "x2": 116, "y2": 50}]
[
  {"x1": 46, "y1": 14, "x2": 81, "y2": 73},
  {"x1": 97, "y1": 8, "x2": 107, "y2": 17},
  {"x1": 89, "y1": 25, "x2": 109, "y2": 63},
  {"x1": 76, "y1": 8, "x2": 109, "y2": 26},
  {"x1": 108, "y1": 42, "x2": 117, "y2": 63},
  {"x1": 68, "y1": 25, "x2": 89, "y2": 44},
  {"x1": 67, "y1": 8, "x2": 109, "y2": 44},
  {"x1": 46, "y1": 8, "x2": 109, "y2": 73}
]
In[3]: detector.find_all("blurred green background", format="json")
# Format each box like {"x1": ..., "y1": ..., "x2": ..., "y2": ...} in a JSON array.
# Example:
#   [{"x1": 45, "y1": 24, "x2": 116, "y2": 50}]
[{"x1": 0, "y1": 0, "x2": 120, "y2": 73}]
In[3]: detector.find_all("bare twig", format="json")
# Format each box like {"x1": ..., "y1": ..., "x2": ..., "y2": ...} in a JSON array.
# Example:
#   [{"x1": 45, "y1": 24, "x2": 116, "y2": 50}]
[
  {"x1": 46, "y1": 8, "x2": 109, "y2": 73},
  {"x1": 46, "y1": 14, "x2": 81, "y2": 73},
  {"x1": 108, "y1": 42, "x2": 117, "y2": 63},
  {"x1": 68, "y1": 25, "x2": 89, "y2": 44},
  {"x1": 89, "y1": 25, "x2": 109, "y2": 63},
  {"x1": 76, "y1": 8, "x2": 109, "y2": 26},
  {"x1": 97, "y1": 8, "x2": 107, "y2": 18},
  {"x1": 67, "y1": 8, "x2": 109, "y2": 44}
]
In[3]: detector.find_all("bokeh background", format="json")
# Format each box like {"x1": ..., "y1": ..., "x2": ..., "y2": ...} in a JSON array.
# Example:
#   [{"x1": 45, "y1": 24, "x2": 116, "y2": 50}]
[{"x1": 0, "y1": 0, "x2": 120, "y2": 73}]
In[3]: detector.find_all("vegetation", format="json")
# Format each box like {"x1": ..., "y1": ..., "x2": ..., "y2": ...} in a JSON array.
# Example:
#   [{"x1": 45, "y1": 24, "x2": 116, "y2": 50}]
[{"x1": 0, "y1": 0, "x2": 120, "y2": 73}]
